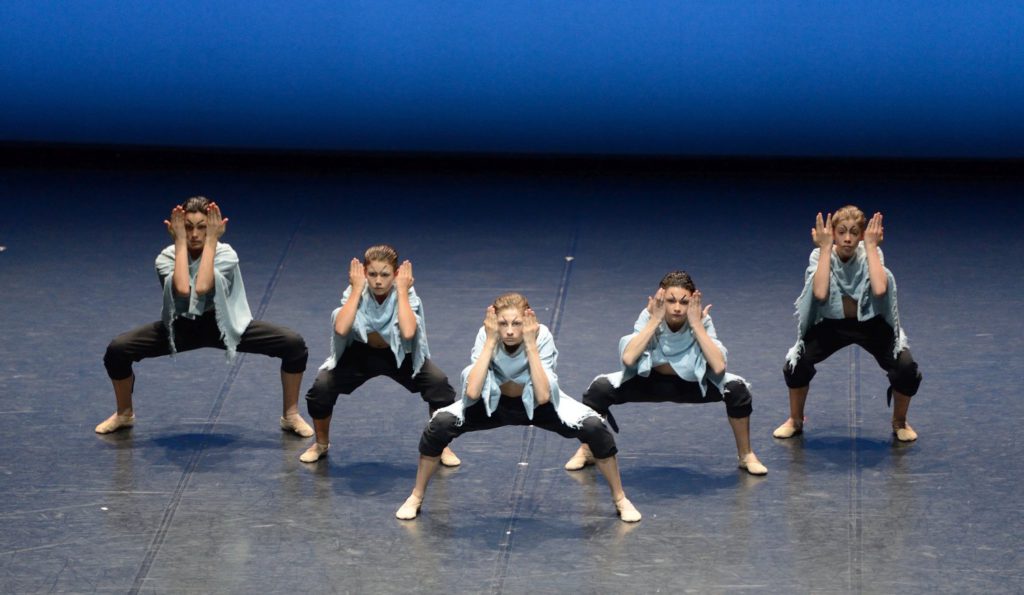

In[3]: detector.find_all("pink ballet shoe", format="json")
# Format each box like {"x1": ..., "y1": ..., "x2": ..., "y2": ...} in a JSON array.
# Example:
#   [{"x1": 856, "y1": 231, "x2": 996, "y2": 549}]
[
  {"x1": 396, "y1": 495, "x2": 423, "y2": 520},
  {"x1": 772, "y1": 417, "x2": 804, "y2": 439},
  {"x1": 280, "y1": 415, "x2": 314, "y2": 438},
  {"x1": 299, "y1": 442, "x2": 330, "y2": 463},
  {"x1": 614, "y1": 496, "x2": 642, "y2": 523},
  {"x1": 737, "y1": 452, "x2": 768, "y2": 476},
  {"x1": 892, "y1": 420, "x2": 918, "y2": 442},
  {"x1": 95, "y1": 412, "x2": 135, "y2": 434},
  {"x1": 440, "y1": 447, "x2": 461, "y2": 467},
  {"x1": 564, "y1": 444, "x2": 595, "y2": 470}
]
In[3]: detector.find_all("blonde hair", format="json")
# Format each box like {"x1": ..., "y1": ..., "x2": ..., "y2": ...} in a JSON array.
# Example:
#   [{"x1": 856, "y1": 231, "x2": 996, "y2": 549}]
[
  {"x1": 492, "y1": 292, "x2": 530, "y2": 313},
  {"x1": 832, "y1": 205, "x2": 866, "y2": 230},
  {"x1": 363, "y1": 244, "x2": 399, "y2": 268}
]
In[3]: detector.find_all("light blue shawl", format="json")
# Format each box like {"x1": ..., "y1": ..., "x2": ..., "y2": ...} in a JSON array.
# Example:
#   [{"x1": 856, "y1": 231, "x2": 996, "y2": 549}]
[
  {"x1": 785, "y1": 243, "x2": 907, "y2": 369},
  {"x1": 436, "y1": 324, "x2": 598, "y2": 428},
  {"x1": 599, "y1": 309, "x2": 745, "y2": 396},
  {"x1": 319, "y1": 285, "x2": 430, "y2": 375},
  {"x1": 155, "y1": 243, "x2": 252, "y2": 360}
]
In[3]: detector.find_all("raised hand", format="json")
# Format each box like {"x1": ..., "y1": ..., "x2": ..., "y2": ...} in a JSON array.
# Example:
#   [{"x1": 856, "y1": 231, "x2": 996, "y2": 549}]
[
  {"x1": 164, "y1": 205, "x2": 186, "y2": 241},
  {"x1": 204, "y1": 202, "x2": 228, "y2": 244},
  {"x1": 686, "y1": 290, "x2": 711, "y2": 327},
  {"x1": 348, "y1": 258, "x2": 367, "y2": 292},
  {"x1": 864, "y1": 212, "x2": 884, "y2": 248},
  {"x1": 811, "y1": 212, "x2": 833, "y2": 249},
  {"x1": 522, "y1": 308, "x2": 540, "y2": 345},
  {"x1": 483, "y1": 305, "x2": 499, "y2": 340},
  {"x1": 646, "y1": 288, "x2": 667, "y2": 322},
  {"x1": 395, "y1": 260, "x2": 414, "y2": 292}
]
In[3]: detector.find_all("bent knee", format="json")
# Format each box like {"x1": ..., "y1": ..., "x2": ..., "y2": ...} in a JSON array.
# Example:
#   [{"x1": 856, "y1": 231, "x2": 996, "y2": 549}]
[
  {"x1": 103, "y1": 339, "x2": 133, "y2": 380},
  {"x1": 891, "y1": 359, "x2": 922, "y2": 397},
  {"x1": 783, "y1": 360, "x2": 814, "y2": 388},
  {"x1": 428, "y1": 412, "x2": 459, "y2": 432},
  {"x1": 582, "y1": 378, "x2": 615, "y2": 411},
  {"x1": 579, "y1": 417, "x2": 617, "y2": 458},
  {"x1": 281, "y1": 332, "x2": 309, "y2": 373}
]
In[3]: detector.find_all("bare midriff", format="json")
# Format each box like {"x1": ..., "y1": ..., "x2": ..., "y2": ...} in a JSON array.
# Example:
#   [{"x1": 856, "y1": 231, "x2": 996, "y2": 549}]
[
  {"x1": 366, "y1": 332, "x2": 389, "y2": 349},
  {"x1": 499, "y1": 380, "x2": 524, "y2": 397},
  {"x1": 842, "y1": 295, "x2": 858, "y2": 319}
]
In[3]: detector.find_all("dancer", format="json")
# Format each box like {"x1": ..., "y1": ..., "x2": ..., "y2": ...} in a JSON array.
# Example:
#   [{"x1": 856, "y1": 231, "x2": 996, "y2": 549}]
[
  {"x1": 396, "y1": 292, "x2": 641, "y2": 522},
  {"x1": 300, "y1": 245, "x2": 460, "y2": 465},
  {"x1": 564, "y1": 271, "x2": 768, "y2": 476},
  {"x1": 773, "y1": 206, "x2": 922, "y2": 441},
  {"x1": 97, "y1": 196, "x2": 313, "y2": 437}
]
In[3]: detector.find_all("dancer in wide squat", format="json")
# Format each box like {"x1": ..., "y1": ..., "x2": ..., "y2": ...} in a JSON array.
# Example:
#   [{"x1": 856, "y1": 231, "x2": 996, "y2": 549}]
[
  {"x1": 300, "y1": 245, "x2": 460, "y2": 465},
  {"x1": 564, "y1": 271, "x2": 768, "y2": 476},
  {"x1": 97, "y1": 196, "x2": 313, "y2": 437},
  {"x1": 396, "y1": 292, "x2": 641, "y2": 522},
  {"x1": 773, "y1": 206, "x2": 922, "y2": 442}
]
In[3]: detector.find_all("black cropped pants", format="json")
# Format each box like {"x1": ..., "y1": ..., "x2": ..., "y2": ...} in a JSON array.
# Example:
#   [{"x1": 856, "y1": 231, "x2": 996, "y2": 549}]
[
  {"x1": 104, "y1": 311, "x2": 308, "y2": 380},
  {"x1": 419, "y1": 395, "x2": 618, "y2": 459},
  {"x1": 304, "y1": 341, "x2": 455, "y2": 420}
]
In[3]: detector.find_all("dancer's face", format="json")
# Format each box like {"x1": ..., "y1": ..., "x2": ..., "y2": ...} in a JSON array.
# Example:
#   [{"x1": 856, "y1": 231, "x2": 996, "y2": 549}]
[
  {"x1": 365, "y1": 260, "x2": 395, "y2": 297},
  {"x1": 662, "y1": 286, "x2": 691, "y2": 328},
  {"x1": 184, "y1": 211, "x2": 208, "y2": 255},
  {"x1": 833, "y1": 218, "x2": 863, "y2": 260},
  {"x1": 496, "y1": 306, "x2": 524, "y2": 347}
]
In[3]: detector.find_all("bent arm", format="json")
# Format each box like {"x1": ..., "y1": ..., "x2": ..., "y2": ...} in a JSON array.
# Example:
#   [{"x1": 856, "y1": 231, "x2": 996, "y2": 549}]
[
  {"x1": 811, "y1": 249, "x2": 831, "y2": 301},
  {"x1": 171, "y1": 241, "x2": 192, "y2": 297},
  {"x1": 396, "y1": 290, "x2": 418, "y2": 341},
  {"x1": 692, "y1": 323, "x2": 726, "y2": 375},
  {"x1": 622, "y1": 317, "x2": 659, "y2": 367},
  {"x1": 192, "y1": 244, "x2": 217, "y2": 295},
  {"x1": 333, "y1": 290, "x2": 362, "y2": 336},
  {"x1": 525, "y1": 342, "x2": 551, "y2": 405},
  {"x1": 865, "y1": 246, "x2": 888, "y2": 297},
  {"x1": 464, "y1": 336, "x2": 497, "y2": 400}
]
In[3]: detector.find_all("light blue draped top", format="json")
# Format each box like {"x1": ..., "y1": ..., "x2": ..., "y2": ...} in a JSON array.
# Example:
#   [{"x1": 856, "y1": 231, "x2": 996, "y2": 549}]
[
  {"x1": 155, "y1": 243, "x2": 252, "y2": 360},
  {"x1": 785, "y1": 243, "x2": 906, "y2": 369},
  {"x1": 436, "y1": 324, "x2": 597, "y2": 429},
  {"x1": 320, "y1": 285, "x2": 430, "y2": 375},
  {"x1": 598, "y1": 309, "x2": 745, "y2": 396}
]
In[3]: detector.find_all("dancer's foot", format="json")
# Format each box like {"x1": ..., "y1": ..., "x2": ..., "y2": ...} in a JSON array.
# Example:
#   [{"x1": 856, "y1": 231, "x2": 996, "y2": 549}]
[
  {"x1": 737, "y1": 452, "x2": 768, "y2": 475},
  {"x1": 772, "y1": 417, "x2": 804, "y2": 439},
  {"x1": 564, "y1": 444, "x2": 595, "y2": 471},
  {"x1": 280, "y1": 414, "x2": 314, "y2": 438},
  {"x1": 614, "y1": 496, "x2": 642, "y2": 523},
  {"x1": 440, "y1": 447, "x2": 461, "y2": 467},
  {"x1": 892, "y1": 420, "x2": 918, "y2": 442},
  {"x1": 95, "y1": 412, "x2": 135, "y2": 434},
  {"x1": 396, "y1": 494, "x2": 423, "y2": 520},
  {"x1": 299, "y1": 442, "x2": 330, "y2": 463}
]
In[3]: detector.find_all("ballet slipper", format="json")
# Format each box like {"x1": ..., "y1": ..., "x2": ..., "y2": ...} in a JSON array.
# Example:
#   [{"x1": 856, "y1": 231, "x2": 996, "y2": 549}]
[
  {"x1": 299, "y1": 442, "x2": 330, "y2": 463},
  {"x1": 95, "y1": 412, "x2": 135, "y2": 434},
  {"x1": 772, "y1": 417, "x2": 804, "y2": 439},
  {"x1": 280, "y1": 415, "x2": 314, "y2": 438},
  {"x1": 395, "y1": 494, "x2": 423, "y2": 520},
  {"x1": 892, "y1": 420, "x2": 918, "y2": 442},
  {"x1": 563, "y1": 444, "x2": 595, "y2": 471},
  {"x1": 440, "y1": 447, "x2": 461, "y2": 467},
  {"x1": 614, "y1": 496, "x2": 642, "y2": 523},
  {"x1": 737, "y1": 452, "x2": 768, "y2": 476}
]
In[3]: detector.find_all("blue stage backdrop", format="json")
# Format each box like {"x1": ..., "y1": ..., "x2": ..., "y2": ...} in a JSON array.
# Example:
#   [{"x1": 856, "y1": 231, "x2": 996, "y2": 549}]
[{"x1": 2, "y1": 1, "x2": 1022, "y2": 158}]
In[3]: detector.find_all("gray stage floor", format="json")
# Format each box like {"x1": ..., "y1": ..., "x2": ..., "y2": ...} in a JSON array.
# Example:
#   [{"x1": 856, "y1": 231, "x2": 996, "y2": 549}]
[{"x1": 0, "y1": 165, "x2": 1021, "y2": 593}]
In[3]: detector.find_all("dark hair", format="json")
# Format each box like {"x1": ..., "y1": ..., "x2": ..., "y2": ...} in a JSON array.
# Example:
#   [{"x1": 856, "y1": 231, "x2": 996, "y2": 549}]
[
  {"x1": 659, "y1": 270, "x2": 696, "y2": 292},
  {"x1": 363, "y1": 244, "x2": 399, "y2": 269},
  {"x1": 182, "y1": 196, "x2": 211, "y2": 213}
]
